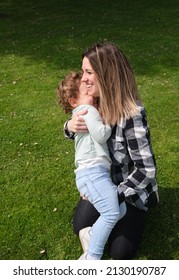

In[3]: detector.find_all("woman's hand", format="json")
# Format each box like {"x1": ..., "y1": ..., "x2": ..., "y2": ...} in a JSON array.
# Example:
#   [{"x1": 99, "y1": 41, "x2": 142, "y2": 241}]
[{"x1": 67, "y1": 109, "x2": 88, "y2": 133}]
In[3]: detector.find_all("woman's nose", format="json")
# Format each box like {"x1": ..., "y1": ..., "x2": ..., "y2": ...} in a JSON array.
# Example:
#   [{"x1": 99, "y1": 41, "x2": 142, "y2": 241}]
[{"x1": 81, "y1": 73, "x2": 87, "y2": 82}]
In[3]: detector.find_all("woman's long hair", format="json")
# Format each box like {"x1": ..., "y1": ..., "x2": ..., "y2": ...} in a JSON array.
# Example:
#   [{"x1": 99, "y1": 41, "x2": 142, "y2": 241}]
[{"x1": 82, "y1": 42, "x2": 140, "y2": 125}]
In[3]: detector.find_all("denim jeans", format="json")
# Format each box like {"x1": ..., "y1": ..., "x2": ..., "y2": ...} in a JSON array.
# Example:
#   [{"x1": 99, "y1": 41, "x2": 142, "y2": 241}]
[{"x1": 75, "y1": 166, "x2": 126, "y2": 259}]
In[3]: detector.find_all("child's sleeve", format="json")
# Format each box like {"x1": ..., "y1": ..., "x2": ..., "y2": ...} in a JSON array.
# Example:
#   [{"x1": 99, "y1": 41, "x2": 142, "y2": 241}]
[{"x1": 83, "y1": 106, "x2": 111, "y2": 144}]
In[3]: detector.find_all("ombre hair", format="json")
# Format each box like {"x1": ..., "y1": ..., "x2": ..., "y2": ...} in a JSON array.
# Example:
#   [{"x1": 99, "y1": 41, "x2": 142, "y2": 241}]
[{"x1": 82, "y1": 42, "x2": 140, "y2": 125}]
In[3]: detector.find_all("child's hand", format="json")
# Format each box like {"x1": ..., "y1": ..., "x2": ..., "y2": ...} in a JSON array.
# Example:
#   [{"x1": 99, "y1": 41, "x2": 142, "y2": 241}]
[{"x1": 80, "y1": 193, "x2": 89, "y2": 201}]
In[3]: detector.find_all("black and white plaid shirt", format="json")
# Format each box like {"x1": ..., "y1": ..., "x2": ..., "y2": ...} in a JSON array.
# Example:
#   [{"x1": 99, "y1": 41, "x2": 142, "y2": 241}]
[
  {"x1": 64, "y1": 103, "x2": 159, "y2": 211},
  {"x1": 108, "y1": 103, "x2": 158, "y2": 211}
]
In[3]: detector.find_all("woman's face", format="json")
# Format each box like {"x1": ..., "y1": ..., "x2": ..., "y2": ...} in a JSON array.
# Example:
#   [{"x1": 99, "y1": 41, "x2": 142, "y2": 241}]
[{"x1": 81, "y1": 56, "x2": 99, "y2": 97}]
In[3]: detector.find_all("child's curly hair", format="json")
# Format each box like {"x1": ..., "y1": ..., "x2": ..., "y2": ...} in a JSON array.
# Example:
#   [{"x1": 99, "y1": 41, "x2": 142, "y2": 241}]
[{"x1": 57, "y1": 71, "x2": 82, "y2": 113}]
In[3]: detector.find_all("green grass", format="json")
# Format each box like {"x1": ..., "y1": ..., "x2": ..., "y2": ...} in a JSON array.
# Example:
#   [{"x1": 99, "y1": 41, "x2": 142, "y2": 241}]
[{"x1": 0, "y1": 0, "x2": 178, "y2": 260}]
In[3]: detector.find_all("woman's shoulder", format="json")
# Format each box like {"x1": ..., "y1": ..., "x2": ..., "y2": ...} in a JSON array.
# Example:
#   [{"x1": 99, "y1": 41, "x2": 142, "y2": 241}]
[
  {"x1": 131, "y1": 100, "x2": 147, "y2": 120},
  {"x1": 136, "y1": 100, "x2": 145, "y2": 113},
  {"x1": 124, "y1": 101, "x2": 148, "y2": 129}
]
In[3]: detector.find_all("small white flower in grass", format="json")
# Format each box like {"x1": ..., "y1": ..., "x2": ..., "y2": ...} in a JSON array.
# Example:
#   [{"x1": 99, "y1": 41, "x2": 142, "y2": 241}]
[
  {"x1": 40, "y1": 249, "x2": 46, "y2": 254},
  {"x1": 10, "y1": 112, "x2": 16, "y2": 117},
  {"x1": 53, "y1": 208, "x2": 57, "y2": 212}
]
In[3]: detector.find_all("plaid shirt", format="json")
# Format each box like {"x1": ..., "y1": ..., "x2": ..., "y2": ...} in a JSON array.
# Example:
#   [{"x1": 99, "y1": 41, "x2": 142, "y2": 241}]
[
  {"x1": 64, "y1": 103, "x2": 159, "y2": 211},
  {"x1": 108, "y1": 103, "x2": 158, "y2": 211}
]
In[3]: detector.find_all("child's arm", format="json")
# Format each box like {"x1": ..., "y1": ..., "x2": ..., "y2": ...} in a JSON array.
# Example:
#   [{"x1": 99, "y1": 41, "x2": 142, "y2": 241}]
[{"x1": 83, "y1": 105, "x2": 111, "y2": 144}]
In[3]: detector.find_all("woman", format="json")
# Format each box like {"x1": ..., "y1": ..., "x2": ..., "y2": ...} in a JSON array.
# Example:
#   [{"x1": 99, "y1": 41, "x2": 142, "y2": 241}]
[
  {"x1": 57, "y1": 71, "x2": 126, "y2": 260},
  {"x1": 64, "y1": 42, "x2": 159, "y2": 259}
]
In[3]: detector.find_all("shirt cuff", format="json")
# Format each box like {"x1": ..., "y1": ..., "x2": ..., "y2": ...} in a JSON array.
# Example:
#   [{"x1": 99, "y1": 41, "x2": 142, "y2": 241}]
[{"x1": 64, "y1": 121, "x2": 75, "y2": 139}]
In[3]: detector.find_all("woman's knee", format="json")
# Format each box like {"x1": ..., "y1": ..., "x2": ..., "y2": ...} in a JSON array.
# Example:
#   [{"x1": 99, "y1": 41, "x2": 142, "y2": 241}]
[{"x1": 109, "y1": 235, "x2": 137, "y2": 260}]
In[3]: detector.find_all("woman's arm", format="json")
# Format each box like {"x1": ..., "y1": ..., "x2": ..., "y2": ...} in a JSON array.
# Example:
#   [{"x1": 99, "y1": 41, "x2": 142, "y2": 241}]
[
  {"x1": 64, "y1": 106, "x2": 111, "y2": 143},
  {"x1": 67, "y1": 109, "x2": 88, "y2": 133},
  {"x1": 64, "y1": 97, "x2": 100, "y2": 137},
  {"x1": 64, "y1": 110, "x2": 88, "y2": 139},
  {"x1": 119, "y1": 107, "x2": 158, "y2": 209}
]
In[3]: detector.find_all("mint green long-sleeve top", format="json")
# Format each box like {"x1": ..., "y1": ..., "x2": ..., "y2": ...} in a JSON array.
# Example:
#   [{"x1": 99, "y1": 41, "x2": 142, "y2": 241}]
[{"x1": 72, "y1": 104, "x2": 112, "y2": 169}]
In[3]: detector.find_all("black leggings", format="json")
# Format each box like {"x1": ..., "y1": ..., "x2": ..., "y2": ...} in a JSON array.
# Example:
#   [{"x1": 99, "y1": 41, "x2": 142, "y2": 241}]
[{"x1": 73, "y1": 198, "x2": 147, "y2": 260}]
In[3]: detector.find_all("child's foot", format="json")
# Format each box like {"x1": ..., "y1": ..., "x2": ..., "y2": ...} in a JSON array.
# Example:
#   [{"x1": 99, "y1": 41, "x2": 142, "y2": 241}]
[
  {"x1": 78, "y1": 252, "x2": 99, "y2": 260},
  {"x1": 79, "y1": 226, "x2": 92, "y2": 252}
]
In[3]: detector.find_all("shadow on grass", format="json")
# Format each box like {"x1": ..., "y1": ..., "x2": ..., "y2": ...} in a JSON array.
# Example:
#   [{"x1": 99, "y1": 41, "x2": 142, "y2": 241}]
[
  {"x1": 0, "y1": 0, "x2": 178, "y2": 260},
  {"x1": 137, "y1": 186, "x2": 179, "y2": 260},
  {"x1": 0, "y1": 0, "x2": 178, "y2": 75}
]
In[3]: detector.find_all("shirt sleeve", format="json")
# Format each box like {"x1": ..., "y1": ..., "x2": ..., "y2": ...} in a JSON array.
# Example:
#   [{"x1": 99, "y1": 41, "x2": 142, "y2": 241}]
[
  {"x1": 83, "y1": 106, "x2": 111, "y2": 144},
  {"x1": 63, "y1": 120, "x2": 75, "y2": 140},
  {"x1": 119, "y1": 108, "x2": 157, "y2": 206}
]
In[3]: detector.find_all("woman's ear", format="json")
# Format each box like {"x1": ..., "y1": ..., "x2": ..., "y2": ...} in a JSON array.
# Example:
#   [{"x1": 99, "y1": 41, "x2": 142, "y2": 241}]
[{"x1": 68, "y1": 97, "x2": 77, "y2": 108}]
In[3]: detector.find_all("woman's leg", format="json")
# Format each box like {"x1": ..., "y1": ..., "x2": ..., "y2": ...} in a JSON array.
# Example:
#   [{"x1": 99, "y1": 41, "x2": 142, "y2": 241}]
[
  {"x1": 73, "y1": 198, "x2": 99, "y2": 235},
  {"x1": 73, "y1": 199, "x2": 147, "y2": 259},
  {"x1": 108, "y1": 202, "x2": 147, "y2": 260}
]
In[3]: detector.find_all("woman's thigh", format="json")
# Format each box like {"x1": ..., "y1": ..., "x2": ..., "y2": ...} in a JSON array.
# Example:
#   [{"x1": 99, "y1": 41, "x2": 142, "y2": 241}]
[{"x1": 73, "y1": 199, "x2": 147, "y2": 260}]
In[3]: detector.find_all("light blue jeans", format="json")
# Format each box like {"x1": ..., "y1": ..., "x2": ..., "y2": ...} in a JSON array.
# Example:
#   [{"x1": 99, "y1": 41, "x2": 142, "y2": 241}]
[{"x1": 75, "y1": 166, "x2": 126, "y2": 259}]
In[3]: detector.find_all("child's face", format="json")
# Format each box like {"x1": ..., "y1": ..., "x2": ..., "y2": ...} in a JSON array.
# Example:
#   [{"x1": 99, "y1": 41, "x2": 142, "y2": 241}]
[{"x1": 76, "y1": 82, "x2": 94, "y2": 106}]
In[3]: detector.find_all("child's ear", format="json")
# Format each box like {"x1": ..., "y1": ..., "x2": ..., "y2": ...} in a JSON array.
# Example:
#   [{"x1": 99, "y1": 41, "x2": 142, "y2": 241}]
[{"x1": 68, "y1": 97, "x2": 77, "y2": 108}]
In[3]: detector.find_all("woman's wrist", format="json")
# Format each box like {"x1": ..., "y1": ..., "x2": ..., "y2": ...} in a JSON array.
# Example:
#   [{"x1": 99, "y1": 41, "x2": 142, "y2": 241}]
[
  {"x1": 66, "y1": 119, "x2": 73, "y2": 132},
  {"x1": 64, "y1": 121, "x2": 75, "y2": 139}
]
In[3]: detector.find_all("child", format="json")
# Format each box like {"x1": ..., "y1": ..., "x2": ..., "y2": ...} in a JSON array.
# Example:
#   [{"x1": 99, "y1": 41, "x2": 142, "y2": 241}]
[{"x1": 57, "y1": 71, "x2": 126, "y2": 260}]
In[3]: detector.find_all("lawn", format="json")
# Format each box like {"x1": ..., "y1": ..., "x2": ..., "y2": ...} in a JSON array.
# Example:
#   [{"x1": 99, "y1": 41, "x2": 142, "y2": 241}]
[{"x1": 0, "y1": 0, "x2": 178, "y2": 260}]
